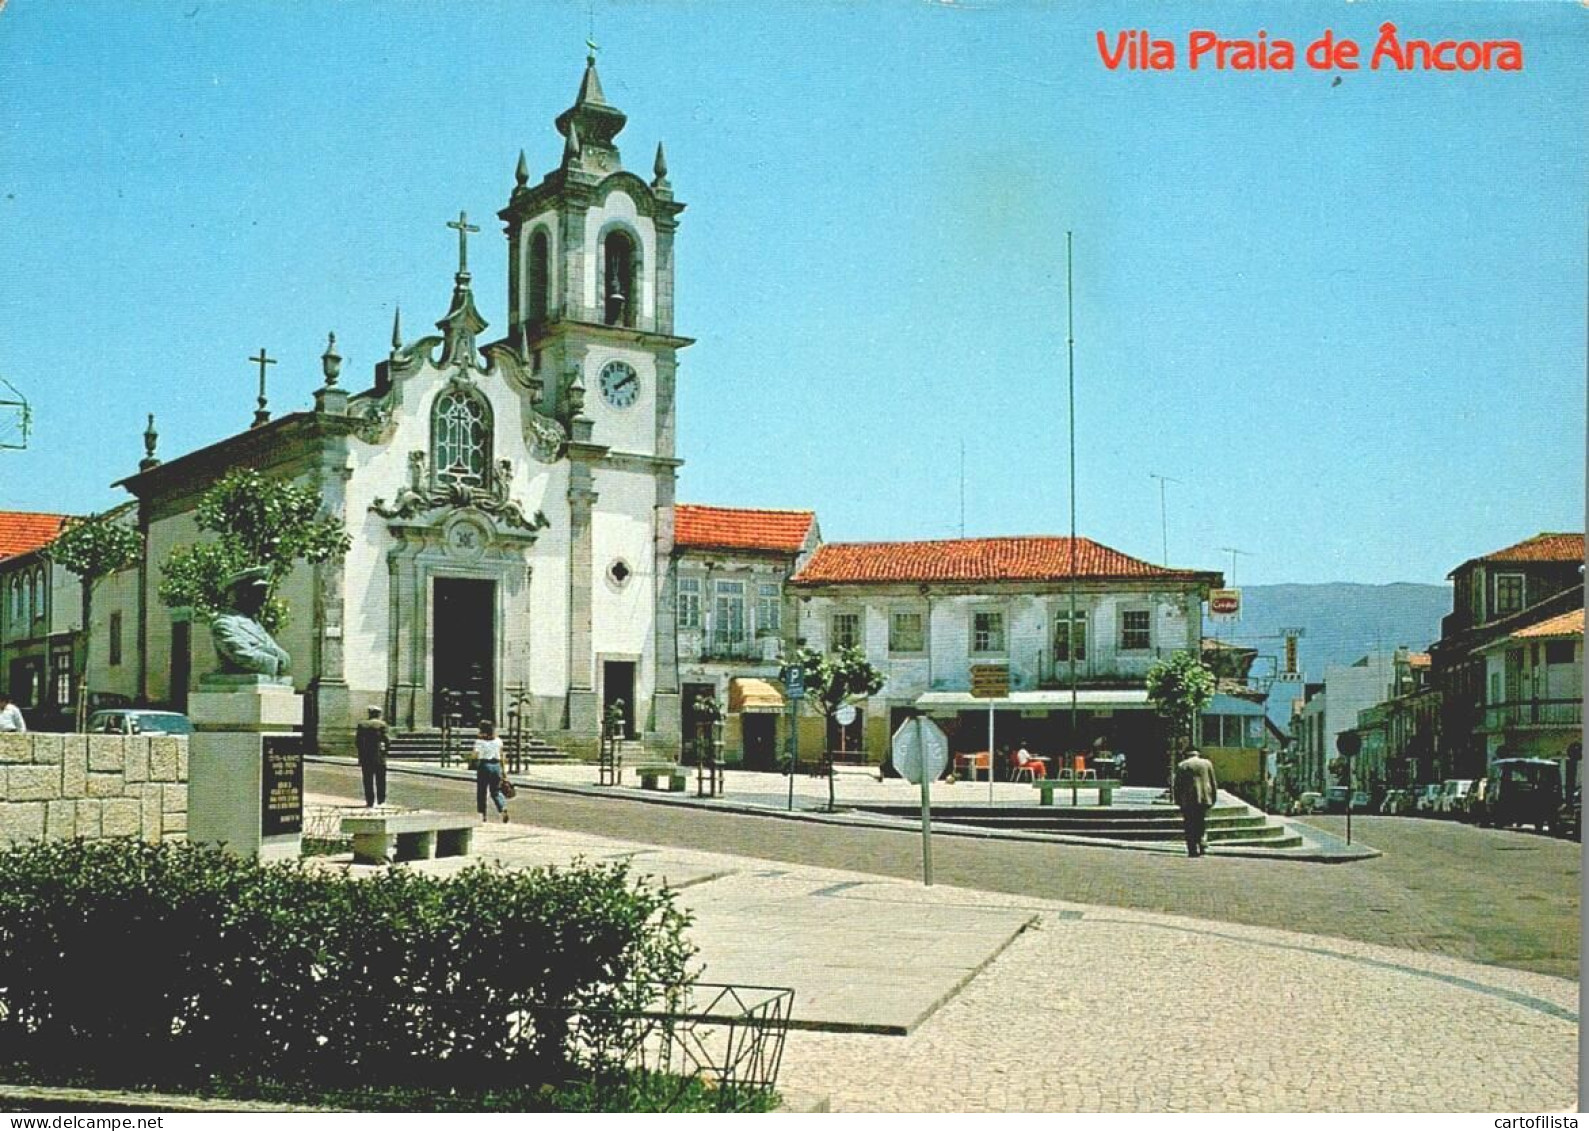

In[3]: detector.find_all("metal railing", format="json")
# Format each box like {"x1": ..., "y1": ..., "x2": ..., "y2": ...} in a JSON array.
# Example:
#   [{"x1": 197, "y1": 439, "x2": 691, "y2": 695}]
[{"x1": 1483, "y1": 698, "x2": 1582, "y2": 729}]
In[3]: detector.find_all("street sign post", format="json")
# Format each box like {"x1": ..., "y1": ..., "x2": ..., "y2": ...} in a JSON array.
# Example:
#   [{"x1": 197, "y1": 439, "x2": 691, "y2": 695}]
[
  {"x1": 1336, "y1": 730, "x2": 1361, "y2": 845},
  {"x1": 970, "y1": 664, "x2": 1008, "y2": 804},
  {"x1": 892, "y1": 716, "x2": 949, "y2": 886},
  {"x1": 781, "y1": 663, "x2": 805, "y2": 811}
]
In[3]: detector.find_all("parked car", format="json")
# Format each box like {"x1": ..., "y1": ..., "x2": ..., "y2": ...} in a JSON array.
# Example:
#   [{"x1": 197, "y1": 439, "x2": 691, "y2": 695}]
[
  {"x1": 85, "y1": 709, "x2": 194, "y2": 737},
  {"x1": 1463, "y1": 777, "x2": 1491, "y2": 824},
  {"x1": 1291, "y1": 791, "x2": 1324, "y2": 815},
  {"x1": 1436, "y1": 778, "x2": 1475, "y2": 817},
  {"x1": 1323, "y1": 785, "x2": 1352, "y2": 813},
  {"x1": 1415, "y1": 784, "x2": 1444, "y2": 814},
  {"x1": 1558, "y1": 787, "x2": 1581, "y2": 841},
  {"x1": 1484, "y1": 758, "x2": 1562, "y2": 833},
  {"x1": 1351, "y1": 790, "x2": 1370, "y2": 811}
]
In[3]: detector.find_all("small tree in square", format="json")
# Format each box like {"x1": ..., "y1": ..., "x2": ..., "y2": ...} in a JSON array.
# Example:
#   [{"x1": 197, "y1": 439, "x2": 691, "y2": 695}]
[
  {"x1": 158, "y1": 468, "x2": 350, "y2": 634},
  {"x1": 794, "y1": 645, "x2": 885, "y2": 811},
  {"x1": 1145, "y1": 650, "x2": 1216, "y2": 786},
  {"x1": 44, "y1": 511, "x2": 144, "y2": 729}
]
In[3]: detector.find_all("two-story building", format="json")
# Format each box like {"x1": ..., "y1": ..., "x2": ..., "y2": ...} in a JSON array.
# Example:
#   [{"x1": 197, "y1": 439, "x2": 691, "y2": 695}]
[
  {"x1": 1429, "y1": 532, "x2": 1584, "y2": 778},
  {"x1": 1475, "y1": 607, "x2": 1582, "y2": 764},
  {"x1": 672, "y1": 504, "x2": 818, "y2": 768},
  {"x1": 788, "y1": 535, "x2": 1222, "y2": 781},
  {"x1": 0, "y1": 511, "x2": 76, "y2": 727}
]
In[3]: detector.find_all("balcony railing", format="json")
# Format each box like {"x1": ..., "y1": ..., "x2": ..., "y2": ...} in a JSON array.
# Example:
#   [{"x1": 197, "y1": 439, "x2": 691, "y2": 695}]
[
  {"x1": 1483, "y1": 698, "x2": 1582, "y2": 730},
  {"x1": 699, "y1": 638, "x2": 762, "y2": 662}
]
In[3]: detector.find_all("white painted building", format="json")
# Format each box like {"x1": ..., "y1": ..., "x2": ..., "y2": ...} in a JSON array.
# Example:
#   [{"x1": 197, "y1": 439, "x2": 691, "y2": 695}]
[
  {"x1": 789, "y1": 536, "x2": 1222, "y2": 780},
  {"x1": 1476, "y1": 608, "x2": 1582, "y2": 763}
]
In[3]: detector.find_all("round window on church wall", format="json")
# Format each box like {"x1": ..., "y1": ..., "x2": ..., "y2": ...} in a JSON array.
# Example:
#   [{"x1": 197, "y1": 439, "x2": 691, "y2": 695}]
[{"x1": 607, "y1": 559, "x2": 632, "y2": 588}]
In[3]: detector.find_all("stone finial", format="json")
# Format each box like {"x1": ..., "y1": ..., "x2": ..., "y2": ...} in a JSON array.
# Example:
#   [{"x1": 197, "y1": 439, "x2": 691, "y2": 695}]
[
  {"x1": 515, "y1": 149, "x2": 530, "y2": 187},
  {"x1": 652, "y1": 141, "x2": 669, "y2": 188},
  {"x1": 563, "y1": 120, "x2": 581, "y2": 164},
  {"x1": 139, "y1": 413, "x2": 160, "y2": 472},
  {"x1": 390, "y1": 306, "x2": 403, "y2": 356},
  {"x1": 249, "y1": 347, "x2": 276, "y2": 429},
  {"x1": 321, "y1": 332, "x2": 342, "y2": 387}
]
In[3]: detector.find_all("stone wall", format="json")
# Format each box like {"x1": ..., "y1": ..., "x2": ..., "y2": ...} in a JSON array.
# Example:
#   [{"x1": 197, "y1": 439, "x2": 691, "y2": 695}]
[{"x1": 0, "y1": 732, "x2": 188, "y2": 846}]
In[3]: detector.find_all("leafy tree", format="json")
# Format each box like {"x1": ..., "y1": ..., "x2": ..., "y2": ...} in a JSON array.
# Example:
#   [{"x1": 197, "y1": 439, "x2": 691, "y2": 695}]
[
  {"x1": 44, "y1": 511, "x2": 144, "y2": 729},
  {"x1": 793, "y1": 645, "x2": 885, "y2": 811},
  {"x1": 158, "y1": 469, "x2": 350, "y2": 633},
  {"x1": 1145, "y1": 650, "x2": 1216, "y2": 785}
]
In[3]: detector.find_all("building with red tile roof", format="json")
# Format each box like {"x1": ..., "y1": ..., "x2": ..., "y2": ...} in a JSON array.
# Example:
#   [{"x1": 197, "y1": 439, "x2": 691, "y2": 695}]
[
  {"x1": 675, "y1": 504, "x2": 816, "y2": 555},
  {"x1": 1471, "y1": 532, "x2": 1585, "y2": 567},
  {"x1": 0, "y1": 511, "x2": 71, "y2": 562},
  {"x1": 792, "y1": 536, "x2": 1217, "y2": 587},
  {"x1": 1475, "y1": 607, "x2": 1583, "y2": 763}
]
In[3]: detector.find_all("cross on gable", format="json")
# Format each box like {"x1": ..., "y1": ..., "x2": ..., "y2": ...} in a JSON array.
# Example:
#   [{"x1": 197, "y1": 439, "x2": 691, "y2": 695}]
[
  {"x1": 447, "y1": 210, "x2": 480, "y2": 275},
  {"x1": 249, "y1": 347, "x2": 277, "y2": 428}
]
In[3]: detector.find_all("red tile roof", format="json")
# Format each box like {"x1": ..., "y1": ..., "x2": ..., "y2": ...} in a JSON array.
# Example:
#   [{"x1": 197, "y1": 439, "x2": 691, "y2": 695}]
[
  {"x1": 1474, "y1": 533, "x2": 1584, "y2": 566},
  {"x1": 792, "y1": 536, "x2": 1217, "y2": 585},
  {"x1": 675, "y1": 505, "x2": 815, "y2": 554},
  {"x1": 0, "y1": 512, "x2": 71, "y2": 561},
  {"x1": 1510, "y1": 608, "x2": 1584, "y2": 640}
]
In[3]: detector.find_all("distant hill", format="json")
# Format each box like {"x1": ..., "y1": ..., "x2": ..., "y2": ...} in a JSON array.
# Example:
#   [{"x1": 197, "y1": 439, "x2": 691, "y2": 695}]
[{"x1": 1204, "y1": 583, "x2": 1452, "y2": 726}]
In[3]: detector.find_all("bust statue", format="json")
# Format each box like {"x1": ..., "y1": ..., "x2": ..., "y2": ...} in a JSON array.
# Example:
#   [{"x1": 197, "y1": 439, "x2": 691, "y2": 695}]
[{"x1": 211, "y1": 567, "x2": 291, "y2": 678}]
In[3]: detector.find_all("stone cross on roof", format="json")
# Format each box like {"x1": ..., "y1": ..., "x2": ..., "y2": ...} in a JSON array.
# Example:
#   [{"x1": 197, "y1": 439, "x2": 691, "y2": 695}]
[
  {"x1": 249, "y1": 347, "x2": 277, "y2": 428},
  {"x1": 447, "y1": 210, "x2": 480, "y2": 277}
]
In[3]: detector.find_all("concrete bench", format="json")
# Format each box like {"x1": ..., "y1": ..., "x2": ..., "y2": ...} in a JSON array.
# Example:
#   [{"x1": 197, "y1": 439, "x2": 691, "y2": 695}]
[
  {"x1": 341, "y1": 811, "x2": 476, "y2": 865},
  {"x1": 827, "y1": 755, "x2": 881, "y2": 782},
  {"x1": 1034, "y1": 778, "x2": 1122, "y2": 807},
  {"x1": 635, "y1": 764, "x2": 687, "y2": 792}
]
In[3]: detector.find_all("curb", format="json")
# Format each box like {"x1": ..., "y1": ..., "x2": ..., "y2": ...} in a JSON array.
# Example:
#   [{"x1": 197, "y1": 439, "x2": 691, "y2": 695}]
[{"x1": 311, "y1": 757, "x2": 1381, "y2": 863}]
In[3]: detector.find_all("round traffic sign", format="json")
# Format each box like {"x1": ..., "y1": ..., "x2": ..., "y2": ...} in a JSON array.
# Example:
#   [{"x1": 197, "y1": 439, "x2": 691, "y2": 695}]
[{"x1": 835, "y1": 704, "x2": 858, "y2": 727}]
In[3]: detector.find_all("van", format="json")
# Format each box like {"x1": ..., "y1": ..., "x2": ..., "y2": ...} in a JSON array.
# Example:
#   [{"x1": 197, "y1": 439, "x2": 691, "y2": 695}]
[{"x1": 1485, "y1": 759, "x2": 1562, "y2": 832}]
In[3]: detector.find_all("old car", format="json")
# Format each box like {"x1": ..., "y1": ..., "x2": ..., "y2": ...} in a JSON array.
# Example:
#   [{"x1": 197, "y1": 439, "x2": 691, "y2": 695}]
[
  {"x1": 1435, "y1": 778, "x2": 1475, "y2": 817},
  {"x1": 1291, "y1": 791, "x2": 1324, "y2": 815},
  {"x1": 1558, "y1": 787, "x2": 1581, "y2": 841},
  {"x1": 1485, "y1": 758, "x2": 1562, "y2": 833},
  {"x1": 1414, "y1": 783, "x2": 1444, "y2": 815},
  {"x1": 85, "y1": 709, "x2": 194, "y2": 737}
]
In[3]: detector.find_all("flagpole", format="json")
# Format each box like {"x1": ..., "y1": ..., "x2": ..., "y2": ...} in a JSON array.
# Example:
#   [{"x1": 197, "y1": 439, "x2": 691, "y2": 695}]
[{"x1": 1067, "y1": 232, "x2": 1079, "y2": 754}]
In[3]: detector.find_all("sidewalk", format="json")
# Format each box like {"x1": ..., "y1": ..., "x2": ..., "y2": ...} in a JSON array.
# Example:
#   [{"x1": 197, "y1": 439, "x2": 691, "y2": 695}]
[{"x1": 309, "y1": 791, "x2": 1577, "y2": 1112}]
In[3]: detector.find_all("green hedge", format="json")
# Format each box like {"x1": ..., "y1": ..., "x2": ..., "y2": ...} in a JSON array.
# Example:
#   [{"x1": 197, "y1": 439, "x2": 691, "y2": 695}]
[{"x1": 0, "y1": 840, "x2": 695, "y2": 1095}]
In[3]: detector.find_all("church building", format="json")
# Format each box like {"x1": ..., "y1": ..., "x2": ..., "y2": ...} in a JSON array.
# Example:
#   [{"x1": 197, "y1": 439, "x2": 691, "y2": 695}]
[{"x1": 98, "y1": 58, "x2": 686, "y2": 758}]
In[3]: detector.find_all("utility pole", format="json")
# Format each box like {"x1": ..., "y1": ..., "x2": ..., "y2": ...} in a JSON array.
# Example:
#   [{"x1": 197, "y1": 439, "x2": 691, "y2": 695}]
[
  {"x1": 1066, "y1": 231, "x2": 1079, "y2": 750},
  {"x1": 1149, "y1": 473, "x2": 1180, "y2": 566},
  {"x1": 0, "y1": 377, "x2": 31, "y2": 451}
]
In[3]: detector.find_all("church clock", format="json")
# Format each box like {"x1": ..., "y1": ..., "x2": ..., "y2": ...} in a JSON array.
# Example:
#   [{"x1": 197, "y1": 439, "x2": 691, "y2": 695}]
[{"x1": 599, "y1": 360, "x2": 641, "y2": 409}]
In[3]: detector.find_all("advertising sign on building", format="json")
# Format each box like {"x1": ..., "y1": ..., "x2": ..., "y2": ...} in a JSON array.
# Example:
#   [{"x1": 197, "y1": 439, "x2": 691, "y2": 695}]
[{"x1": 1209, "y1": 588, "x2": 1242, "y2": 620}]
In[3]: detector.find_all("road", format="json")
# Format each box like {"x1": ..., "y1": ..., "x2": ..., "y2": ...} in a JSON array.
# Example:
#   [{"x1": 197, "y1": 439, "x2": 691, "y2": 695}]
[{"x1": 309, "y1": 763, "x2": 1580, "y2": 978}]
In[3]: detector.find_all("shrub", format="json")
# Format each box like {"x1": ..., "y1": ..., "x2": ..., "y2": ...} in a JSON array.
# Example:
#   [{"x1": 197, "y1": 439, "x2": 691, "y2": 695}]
[{"x1": 0, "y1": 840, "x2": 695, "y2": 1096}]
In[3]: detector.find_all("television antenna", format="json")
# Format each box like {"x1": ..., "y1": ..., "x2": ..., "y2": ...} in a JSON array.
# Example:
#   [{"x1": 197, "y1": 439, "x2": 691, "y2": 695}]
[{"x1": 0, "y1": 377, "x2": 31, "y2": 451}]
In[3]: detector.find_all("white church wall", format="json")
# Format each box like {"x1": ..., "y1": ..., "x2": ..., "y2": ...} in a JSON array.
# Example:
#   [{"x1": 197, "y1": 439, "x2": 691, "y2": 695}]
[
  {"x1": 590, "y1": 469, "x2": 658, "y2": 685},
  {"x1": 142, "y1": 510, "x2": 201, "y2": 705}
]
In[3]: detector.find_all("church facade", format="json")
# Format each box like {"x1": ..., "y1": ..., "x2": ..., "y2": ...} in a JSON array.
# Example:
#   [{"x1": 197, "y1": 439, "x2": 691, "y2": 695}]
[{"x1": 99, "y1": 59, "x2": 686, "y2": 758}]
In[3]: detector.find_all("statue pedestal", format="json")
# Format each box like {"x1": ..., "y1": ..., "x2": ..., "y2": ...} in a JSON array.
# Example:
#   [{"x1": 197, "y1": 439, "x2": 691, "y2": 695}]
[{"x1": 187, "y1": 676, "x2": 305, "y2": 861}]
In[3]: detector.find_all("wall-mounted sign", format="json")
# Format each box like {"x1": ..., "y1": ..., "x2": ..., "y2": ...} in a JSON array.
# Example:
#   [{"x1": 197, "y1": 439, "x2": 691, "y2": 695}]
[{"x1": 1209, "y1": 588, "x2": 1242, "y2": 619}]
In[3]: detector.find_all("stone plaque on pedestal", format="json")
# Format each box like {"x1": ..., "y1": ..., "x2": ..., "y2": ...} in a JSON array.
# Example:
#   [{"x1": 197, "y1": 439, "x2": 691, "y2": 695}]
[{"x1": 188, "y1": 676, "x2": 304, "y2": 861}]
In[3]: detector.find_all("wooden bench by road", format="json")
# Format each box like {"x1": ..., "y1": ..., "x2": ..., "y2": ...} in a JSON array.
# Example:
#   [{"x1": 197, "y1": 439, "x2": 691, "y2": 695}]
[
  {"x1": 1033, "y1": 778, "x2": 1122, "y2": 807},
  {"x1": 635, "y1": 764, "x2": 687, "y2": 792},
  {"x1": 341, "y1": 811, "x2": 476, "y2": 865}
]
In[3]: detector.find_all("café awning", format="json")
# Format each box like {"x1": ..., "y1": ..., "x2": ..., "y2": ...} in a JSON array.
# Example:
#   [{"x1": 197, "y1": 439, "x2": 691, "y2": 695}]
[
  {"x1": 913, "y1": 689, "x2": 1152, "y2": 711},
  {"x1": 729, "y1": 677, "x2": 787, "y2": 714}
]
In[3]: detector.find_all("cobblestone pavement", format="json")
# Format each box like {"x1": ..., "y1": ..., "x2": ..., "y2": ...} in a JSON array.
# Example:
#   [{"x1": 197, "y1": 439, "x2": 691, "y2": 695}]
[
  {"x1": 311, "y1": 763, "x2": 1581, "y2": 979},
  {"x1": 305, "y1": 783, "x2": 1578, "y2": 1113}
]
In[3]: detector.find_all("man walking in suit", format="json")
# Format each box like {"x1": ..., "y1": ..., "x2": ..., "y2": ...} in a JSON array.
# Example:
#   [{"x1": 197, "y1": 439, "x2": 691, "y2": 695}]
[
  {"x1": 355, "y1": 706, "x2": 390, "y2": 808},
  {"x1": 1174, "y1": 747, "x2": 1219, "y2": 857}
]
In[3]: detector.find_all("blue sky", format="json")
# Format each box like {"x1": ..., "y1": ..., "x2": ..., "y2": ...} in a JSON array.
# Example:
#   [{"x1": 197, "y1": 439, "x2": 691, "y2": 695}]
[{"x1": 0, "y1": 1, "x2": 1583, "y2": 586}]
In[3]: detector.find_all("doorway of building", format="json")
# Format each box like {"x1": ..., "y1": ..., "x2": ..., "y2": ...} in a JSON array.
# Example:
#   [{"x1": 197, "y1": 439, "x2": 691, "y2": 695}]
[
  {"x1": 433, "y1": 578, "x2": 494, "y2": 728},
  {"x1": 603, "y1": 660, "x2": 636, "y2": 739},
  {"x1": 743, "y1": 714, "x2": 777, "y2": 770}
]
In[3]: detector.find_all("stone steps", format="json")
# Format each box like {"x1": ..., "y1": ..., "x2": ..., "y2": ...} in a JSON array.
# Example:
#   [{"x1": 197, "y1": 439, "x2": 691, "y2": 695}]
[
  {"x1": 859, "y1": 798, "x2": 1304, "y2": 850},
  {"x1": 386, "y1": 730, "x2": 576, "y2": 765}
]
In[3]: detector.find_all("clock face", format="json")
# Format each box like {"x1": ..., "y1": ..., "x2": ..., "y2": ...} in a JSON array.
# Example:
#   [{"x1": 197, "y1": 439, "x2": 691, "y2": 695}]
[{"x1": 599, "y1": 360, "x2": 640, "y2": 409}]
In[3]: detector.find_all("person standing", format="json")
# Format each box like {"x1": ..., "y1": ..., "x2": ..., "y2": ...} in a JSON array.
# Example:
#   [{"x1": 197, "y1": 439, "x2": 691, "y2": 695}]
[
  {"x1": 474, "y1": 720, "x2": 509, "y2": 823},
  {"x1": 354, "y1": 705, "x2": 390, "y2": 808},
  {"x1": 0, "y1": 690, "x2": 25, "y2": 733},
  {"x1": 1173, "y1": 746, "x2": 1219, "y2": 857}
]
